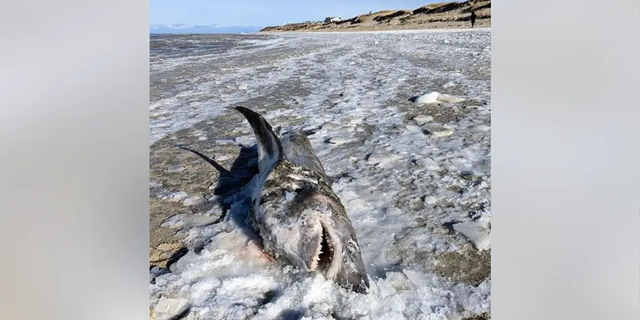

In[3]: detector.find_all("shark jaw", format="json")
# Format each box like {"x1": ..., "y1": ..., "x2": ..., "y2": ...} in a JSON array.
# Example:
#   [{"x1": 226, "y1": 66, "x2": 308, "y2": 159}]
[{"x1": 307, "y1": 220, "x2": 343, "y2": 280}]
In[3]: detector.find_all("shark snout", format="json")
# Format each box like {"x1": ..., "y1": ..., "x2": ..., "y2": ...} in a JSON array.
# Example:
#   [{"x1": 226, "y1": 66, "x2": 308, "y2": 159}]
[{"x1": 334, "y1": 227, "x2": 370, "y2": 294}]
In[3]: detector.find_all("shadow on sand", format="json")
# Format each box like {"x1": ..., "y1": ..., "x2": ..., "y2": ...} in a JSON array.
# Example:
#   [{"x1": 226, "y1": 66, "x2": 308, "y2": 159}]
[{"x1": 176, "y1": 143, "x2": 261, "y2": 247}]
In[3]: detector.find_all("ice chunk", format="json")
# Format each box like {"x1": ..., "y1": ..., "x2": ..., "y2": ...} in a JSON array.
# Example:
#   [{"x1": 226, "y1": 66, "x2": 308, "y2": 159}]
[
  {"x1": 423, "y1": 124, "x2": 454, "y2": 137},
  {"x1": 415, "y1": 92, "x2": 439, "y2": 104},
  {"x1": 412, "y1": 115, "x2": 433, "y2": 125},
  {"x1": 453, "y1": 221, "x2": 491, "y2": 251},
  {"x1": 438, "y1": 94, "x2": 465, "y2": 103},
  {"x1": 169, "y1": 250, "x2": 199, "y2": 274},
  {"x1": 152, "y1": 297, "x2": 190, "y2": 320},
  {"x1": 183, "y1": 195, "x2": 205, "y2": 206}
]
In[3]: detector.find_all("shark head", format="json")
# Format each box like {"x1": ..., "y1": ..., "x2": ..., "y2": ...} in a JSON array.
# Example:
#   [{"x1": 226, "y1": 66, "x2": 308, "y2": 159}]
[
  {"x1": 234, "y1": 106, "x2": 370, "y2": 293},
  {"x1": 289, "y1": 186, "x2": 370, "y2": 293}
]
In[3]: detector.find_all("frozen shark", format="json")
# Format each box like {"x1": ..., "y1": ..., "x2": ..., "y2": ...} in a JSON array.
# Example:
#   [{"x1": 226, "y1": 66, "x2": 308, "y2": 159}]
[{"x1": 235, "y1": 106, "x2": 370, "y2": 293}]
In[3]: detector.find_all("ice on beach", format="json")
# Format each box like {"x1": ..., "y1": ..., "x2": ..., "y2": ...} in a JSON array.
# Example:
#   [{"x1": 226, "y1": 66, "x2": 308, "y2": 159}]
[
  {"x1": 438, "y1": 93, "x2": 466, "y2": 103},
  {"x1": 153, "y1": 297, "x2": 190, "y2": 320},
  {"x1": 159, "y1": 191, "x2": 188, "y2": 202},
  {"x1": 453, "y1": 221, "x2": 491, "y2": 251},
  {"x1": 415, "y1": 92, "x2": 440, "y2": 104},
  {"x1": 161, "y1": 213, "x2": 224, "y2": 229},
  {"x1": 412, "y1": 115, "x2": 434, "y2": 125},
  {"x1": 422, "y1": 124, "x2": 455, "y2": 137},
  {"x1": 182, "y1": 195, "x2": 205, "y2": 206}
]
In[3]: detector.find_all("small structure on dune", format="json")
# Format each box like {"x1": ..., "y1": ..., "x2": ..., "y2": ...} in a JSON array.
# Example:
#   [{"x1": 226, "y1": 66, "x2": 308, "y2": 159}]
[{"x1": 324, "y1": 16, "x2": 342, "y2": 23}]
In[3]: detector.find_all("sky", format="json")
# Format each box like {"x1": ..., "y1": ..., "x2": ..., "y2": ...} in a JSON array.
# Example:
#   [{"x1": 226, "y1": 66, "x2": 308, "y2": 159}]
[{"x1": 150, "y1": 0, "x2": 440, "y2": 33}]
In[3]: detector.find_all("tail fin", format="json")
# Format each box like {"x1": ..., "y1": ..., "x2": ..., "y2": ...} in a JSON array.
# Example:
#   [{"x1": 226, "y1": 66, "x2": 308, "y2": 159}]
[{"x1": 234, "y1": 106, "x2": 283, "y2": 174}]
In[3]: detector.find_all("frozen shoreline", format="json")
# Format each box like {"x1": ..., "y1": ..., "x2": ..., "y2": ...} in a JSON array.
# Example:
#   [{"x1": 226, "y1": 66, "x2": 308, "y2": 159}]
[{"x1": 150, "y1": 30, "x2": 491, "y2": 320}]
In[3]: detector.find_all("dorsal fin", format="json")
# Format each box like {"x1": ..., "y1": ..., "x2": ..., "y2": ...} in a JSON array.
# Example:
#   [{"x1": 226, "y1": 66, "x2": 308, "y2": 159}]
[{"x1": 234, "y1": 106, "x2": 283, "y2": 174}]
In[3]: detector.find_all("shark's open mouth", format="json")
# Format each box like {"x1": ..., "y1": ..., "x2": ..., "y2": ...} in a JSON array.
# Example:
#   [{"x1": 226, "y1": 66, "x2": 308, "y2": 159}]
[
  {"x1": 317, "y1": 225, "x2": 334, "y2": 272},
  {"x1": 309, "y1": 221, "x2": 341, "y2": 278}
]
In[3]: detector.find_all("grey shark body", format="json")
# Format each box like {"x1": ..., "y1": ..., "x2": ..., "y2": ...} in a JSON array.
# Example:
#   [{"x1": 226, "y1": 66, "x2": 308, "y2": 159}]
[{"x1": 235, "y1": 106, "x2": 370, "y2": 293}]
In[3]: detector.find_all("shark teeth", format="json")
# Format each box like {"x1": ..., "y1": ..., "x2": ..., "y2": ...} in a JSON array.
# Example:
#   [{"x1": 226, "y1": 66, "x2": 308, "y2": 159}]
[
  {"x1": 308, "y1": 229, "x2": 323, "y2": 271},
  {"x1": 307, "y1": 221, "x2": 337, "y2": 274},
  {"x1": 316, "y1": 225, "x2": 335, "y2": 273}
]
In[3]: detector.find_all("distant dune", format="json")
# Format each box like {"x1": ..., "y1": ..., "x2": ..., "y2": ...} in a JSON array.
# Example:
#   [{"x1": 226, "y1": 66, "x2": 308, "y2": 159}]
[{"x1": 260, "y1": 0, "x2": 490, "y2": 32}]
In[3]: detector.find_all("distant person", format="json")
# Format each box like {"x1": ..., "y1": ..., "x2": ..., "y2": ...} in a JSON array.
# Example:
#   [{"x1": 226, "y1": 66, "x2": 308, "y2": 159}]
[{"x1": 470, "y1": 11, "x2": 476, "y2": 28}]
